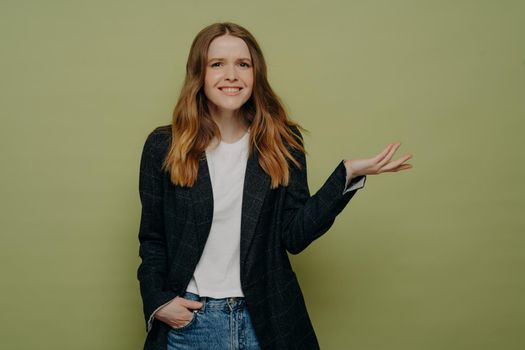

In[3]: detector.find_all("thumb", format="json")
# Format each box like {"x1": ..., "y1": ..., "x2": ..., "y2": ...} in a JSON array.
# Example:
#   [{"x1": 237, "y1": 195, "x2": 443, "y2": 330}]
[{"x1": 182, "y1": 299, "x2": 203, "y2": 310}]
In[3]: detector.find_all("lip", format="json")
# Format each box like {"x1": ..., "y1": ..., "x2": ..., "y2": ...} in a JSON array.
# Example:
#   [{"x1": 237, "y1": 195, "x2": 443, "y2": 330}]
[{"x1": 218, "y1": 86, "x2": 243, "y2": 95}]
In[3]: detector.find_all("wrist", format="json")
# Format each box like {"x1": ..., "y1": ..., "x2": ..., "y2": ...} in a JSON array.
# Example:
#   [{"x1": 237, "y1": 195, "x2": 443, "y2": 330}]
[{"x1": 343, "y1": 160, "x2": 354, "y2": 181}]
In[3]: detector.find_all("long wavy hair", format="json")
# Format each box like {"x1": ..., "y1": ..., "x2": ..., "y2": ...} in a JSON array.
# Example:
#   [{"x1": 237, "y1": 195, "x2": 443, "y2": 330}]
[{"x1": 163, "y1": 22, "x2": 306, "y2": 188}]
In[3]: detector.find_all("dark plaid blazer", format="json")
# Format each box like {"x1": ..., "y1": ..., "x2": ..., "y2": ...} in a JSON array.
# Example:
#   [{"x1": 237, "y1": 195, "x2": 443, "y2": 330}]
[{"x1": 137, "y1": 124, "x2": 365, "y2": 349}]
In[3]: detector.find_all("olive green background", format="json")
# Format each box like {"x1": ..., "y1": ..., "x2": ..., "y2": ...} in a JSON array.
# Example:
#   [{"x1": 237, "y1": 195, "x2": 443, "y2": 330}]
[{"x1": 1, "y1": 0, "x2": 524, "y2": 349}]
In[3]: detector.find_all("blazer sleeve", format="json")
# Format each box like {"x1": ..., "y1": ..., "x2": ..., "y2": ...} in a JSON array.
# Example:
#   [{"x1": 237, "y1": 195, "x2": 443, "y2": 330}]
[
  {"x1": 281, "y1": 127, "x2": 365, "y2": 254},
  {"x1": 137, "y1": 128, "x2": 178, "y2": 331}
]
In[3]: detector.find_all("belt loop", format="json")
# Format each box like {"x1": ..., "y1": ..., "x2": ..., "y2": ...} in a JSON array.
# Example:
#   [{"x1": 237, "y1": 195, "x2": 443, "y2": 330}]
[{"x1": 199, "y1": 296, "x2": 207, "y2": 313}]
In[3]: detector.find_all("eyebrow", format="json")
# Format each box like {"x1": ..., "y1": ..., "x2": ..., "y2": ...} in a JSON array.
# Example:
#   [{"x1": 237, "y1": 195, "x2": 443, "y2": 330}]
[{"x1": 208, "y1": 57, "x2": 252, "y2": 63}]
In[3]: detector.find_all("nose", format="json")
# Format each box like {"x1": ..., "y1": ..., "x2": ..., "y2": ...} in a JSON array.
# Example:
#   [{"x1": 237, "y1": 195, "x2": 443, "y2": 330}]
[{"x1": 225, "y1": 64, "x2": 238, "y2": 81}]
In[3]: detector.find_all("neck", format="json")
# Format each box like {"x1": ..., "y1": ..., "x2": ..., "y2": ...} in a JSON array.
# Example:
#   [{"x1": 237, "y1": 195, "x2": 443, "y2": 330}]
[{"x1": 210, "y1": 108, "x2": 249, "y2": 143}]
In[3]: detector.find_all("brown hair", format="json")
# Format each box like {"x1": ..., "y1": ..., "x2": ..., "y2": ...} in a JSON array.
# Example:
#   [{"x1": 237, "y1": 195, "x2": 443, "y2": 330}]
[{"x1": 163, "y1": 22, "x2": 306, "y2": 188}]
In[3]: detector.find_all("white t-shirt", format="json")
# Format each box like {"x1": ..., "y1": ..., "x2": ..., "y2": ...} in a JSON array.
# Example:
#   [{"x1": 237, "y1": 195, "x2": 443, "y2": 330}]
[{"x1": 185, "y1": 130, "x2": 250, "y2": 298}]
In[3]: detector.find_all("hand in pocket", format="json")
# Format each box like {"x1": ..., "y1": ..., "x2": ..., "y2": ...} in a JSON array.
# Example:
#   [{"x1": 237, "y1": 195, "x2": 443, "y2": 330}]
[{"x1": 154, "y1": 296, "x2": 203, "y2": 328}]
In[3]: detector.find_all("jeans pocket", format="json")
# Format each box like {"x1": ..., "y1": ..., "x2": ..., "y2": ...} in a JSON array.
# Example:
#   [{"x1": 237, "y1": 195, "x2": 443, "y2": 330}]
[{"x1": 171, "y1": 311, "x2": 198, "y2": 332}]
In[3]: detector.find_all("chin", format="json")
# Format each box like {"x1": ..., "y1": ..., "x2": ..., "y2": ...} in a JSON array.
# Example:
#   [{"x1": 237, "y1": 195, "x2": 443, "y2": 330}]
[{"x1": 212, "y1": 100, "x2": 250, "y2": 114}]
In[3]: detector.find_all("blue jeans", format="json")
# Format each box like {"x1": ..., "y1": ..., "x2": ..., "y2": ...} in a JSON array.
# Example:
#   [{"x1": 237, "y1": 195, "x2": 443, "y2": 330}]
[{"x1": 167, "y1": 291, "x2": 261, "y2": 350}]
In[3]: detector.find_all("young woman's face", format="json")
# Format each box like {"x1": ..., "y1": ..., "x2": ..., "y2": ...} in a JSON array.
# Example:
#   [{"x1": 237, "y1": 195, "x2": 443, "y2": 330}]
[{"x1": 204, "y1": 35, "x2": 254, "y2": 116}]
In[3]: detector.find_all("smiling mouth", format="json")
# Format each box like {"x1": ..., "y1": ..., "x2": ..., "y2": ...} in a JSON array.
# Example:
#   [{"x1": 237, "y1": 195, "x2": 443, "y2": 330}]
[{"x1": 219, "y1": 87, "x2": 242, "y2": 93}]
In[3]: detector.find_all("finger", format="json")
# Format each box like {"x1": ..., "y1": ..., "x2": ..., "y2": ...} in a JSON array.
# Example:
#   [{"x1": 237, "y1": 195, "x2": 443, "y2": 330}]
[
  {"x1": 181, "y1": 299, "x2": 203, "y2": 310},
  {"x1": 172, "y1": 316, "x2": 192, "y2": 328},
  {"x1": 372, "y1": 143, "x2": 395, "y2": 163},
  {"x1": 393, "y1": 163, "x2": 413, "y2": 172},
  {"x1": 377, "y1": 142, "x2": 401, "y2": 168},
  {"x1": 381, "y1": 156, "x2": 412, "y2": 173},
  {"x1": 379, "y1": 154, "x2": 412, "y2": 172}
]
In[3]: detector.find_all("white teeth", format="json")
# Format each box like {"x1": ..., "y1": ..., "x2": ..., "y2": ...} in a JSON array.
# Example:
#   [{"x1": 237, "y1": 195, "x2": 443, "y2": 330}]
[{"x1": 221, "y1": 88, "x2": 240, "y2": 92}]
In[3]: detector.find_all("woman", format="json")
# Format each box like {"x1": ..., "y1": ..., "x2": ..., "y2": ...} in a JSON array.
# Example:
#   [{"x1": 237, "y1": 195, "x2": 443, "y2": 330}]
[{"x1": 137, "y1": 22, "x2": 412, "y2": 350}]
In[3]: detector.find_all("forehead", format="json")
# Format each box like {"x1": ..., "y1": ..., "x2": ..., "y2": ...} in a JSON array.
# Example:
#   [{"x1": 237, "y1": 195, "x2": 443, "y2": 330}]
[{"x1": 207, "y1": 35, "x2": 251, "y2": 59}]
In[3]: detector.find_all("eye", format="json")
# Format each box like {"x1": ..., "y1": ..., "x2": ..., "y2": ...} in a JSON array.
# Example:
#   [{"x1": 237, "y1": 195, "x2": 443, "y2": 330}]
[
  {"x1": 239, "y1": 62, "x2": 251, "y2": 68},
  {"x1": 210, "y1": 62, "x2": 222, "y2": 68}
]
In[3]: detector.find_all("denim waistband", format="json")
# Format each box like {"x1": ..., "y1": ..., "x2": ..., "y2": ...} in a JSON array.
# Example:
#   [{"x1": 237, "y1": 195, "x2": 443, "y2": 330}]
[{"x1": 182, "y1": 291, "x2": 246, "y2": 312}]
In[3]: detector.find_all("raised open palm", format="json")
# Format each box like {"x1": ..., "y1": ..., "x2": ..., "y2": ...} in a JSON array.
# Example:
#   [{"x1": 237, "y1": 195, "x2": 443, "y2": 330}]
[{"x1": 344, "y1": 142, "x2": 413, "y2": 178}]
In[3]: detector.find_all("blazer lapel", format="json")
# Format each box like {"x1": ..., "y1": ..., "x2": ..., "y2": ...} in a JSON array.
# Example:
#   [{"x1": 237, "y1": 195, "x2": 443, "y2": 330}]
[
  {"x1": 191, "y1": 155, "x2": 214, "y2": 249},
  {"x1": 240, "y1": 151, "x2": 271, "y2": 267}
]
